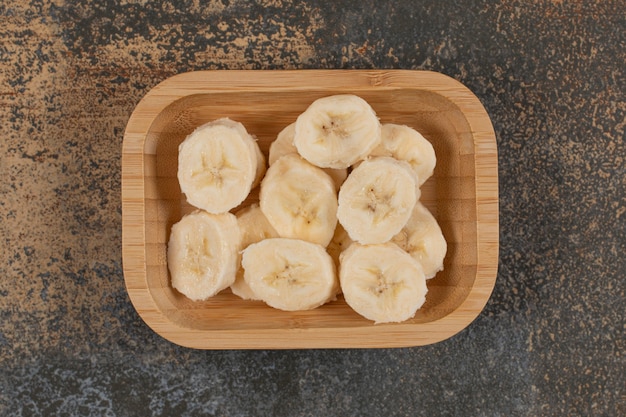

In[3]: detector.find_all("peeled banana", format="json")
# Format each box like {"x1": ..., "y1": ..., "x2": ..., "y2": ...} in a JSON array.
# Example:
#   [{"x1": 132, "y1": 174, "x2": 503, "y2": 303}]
[
  {"x1": 294, "y1": 94, "x2": 382, "y2": 169},
  {"x1": 241, "y1": 238, "x2": 338, "y2": 311},
  {"x1": 339, "y1": 242, "x2": 427, "y2": 323},
  {"x1": 167, "y1": 211, "x2": 241, "y2": 301}
]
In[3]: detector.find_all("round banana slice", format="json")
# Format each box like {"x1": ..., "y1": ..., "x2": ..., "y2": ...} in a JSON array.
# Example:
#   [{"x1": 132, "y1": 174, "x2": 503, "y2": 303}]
[
  {"x1": 391, "y1": 202, "x2": 447, "y2": 279},
  {"x1": 231, "y1": 204, "x2": 279, "y2": 300},
  {"x1": 260, "y1": 153, "x2": 338, "y2": 247},
  {"x1": 269, "y1": 122, "x2": 348, "y2": 190},
  {"x1": 177, "y1": 118, "x2": 262, "y2": 214},
  {"x1": 337, "y1": 156, "x2": 418, "y2": 245},
  {"x1": 242, "y1": 238, "x2": 338, "y2": 311},
  {"x1": 294, "y1": 94, "x2": 382, "y2": 169},
  {"x1": 370, "y1": 123, "x2": 436, "y2": 187},
  {"x1": 167, "y1": 210, "x2": 241, "y2": 301},
  {"x1": 339, "y1": 242, "x2": 427, "y2": 323}
]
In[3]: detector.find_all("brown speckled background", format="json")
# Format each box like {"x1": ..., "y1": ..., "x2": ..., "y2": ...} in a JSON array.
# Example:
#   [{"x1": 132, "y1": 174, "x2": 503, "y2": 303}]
[{"x1": 1, "y1": 1, "x2": 625, "y2": 415}]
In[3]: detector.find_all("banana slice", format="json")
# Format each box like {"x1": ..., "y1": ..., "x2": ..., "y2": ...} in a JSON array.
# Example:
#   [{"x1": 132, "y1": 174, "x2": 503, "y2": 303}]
[
  {"x1": 326, "y1": 222, "x2": 354, "y2": 269},
  {"x1": 337, "y1": 156, "x2": 418, "y2": 245},
  {"x1": 231, "y1": 204, "x2": 279, "y2": 300},
  {"x1": 167, "y1": 210, "x2": 241, "y2": 301},
  {"x1": 268, "y1": 122, "x2": 298, "y2": 165},
  {"x1": 294, "y1": 94, "x2": 382, "y2": 169},
  {"x1": 391, "y1": 202, "x2": 447, "y2": 279},
  {"x1": 339, "y1": 242, "x2": 427, "y2": 323},
  {"x1": 260, "y1": 153, "x2": 338, "y2": 247},
  {"x1": 269, "y1": 122, "x2": 348, "y2": 190},
  {"x1": 177, "y1": 118, "x2": 262, "y2": 214},
  {"x1": 242, "y1": 238, "x2": 338, "y2": 311},
  {"x1": 251, "y1": 139, "x2": 267, "y2": 189},
  {"x1": 370, "y1": 124, "x2": 436, "y2": 187},
  {"x1": 235, "y1": 204, "x2": 281, "y2": 250}
]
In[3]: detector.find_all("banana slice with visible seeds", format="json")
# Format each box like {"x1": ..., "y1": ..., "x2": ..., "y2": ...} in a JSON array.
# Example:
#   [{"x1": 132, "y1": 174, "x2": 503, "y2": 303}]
[
  {"x1": 337, "y1": 156, "x2": 418, "y2": 245},
  {"x1": 269, "y1": 122, "x2": 348, "y2": 190},
  {"x1": 370, "y1": 124, "x2": 436, "y2": 187},
  {"x1": 231, "y1": 204, "x2": 279, "y2": 300},
  {"x1": 167, "y1": 210, "x2": 241, "y2": 301},
  {"x1": 391, "y1": 202, "x2": 447, "y2": 279},
  {"x1": 177, "y1": 118, "x2": 262, "y2": 214},
  {"x1": 242, "y1": 238, "x2": 338, "y2": 311},
  {"x1": 339, "y1": 242, "x2": 427, "y2": 323},
  {"x1": 294, "y1": 95, "x2": 382, "y2": 169},
  {"x1": 260, "y1": 154, "x2": 338, "y2": 247}
]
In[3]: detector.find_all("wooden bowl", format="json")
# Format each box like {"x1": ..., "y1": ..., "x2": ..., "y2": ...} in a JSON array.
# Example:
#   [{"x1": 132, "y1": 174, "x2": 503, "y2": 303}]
[{"x1": 122, "y1": 70, "x2": 499, "y2": 349}]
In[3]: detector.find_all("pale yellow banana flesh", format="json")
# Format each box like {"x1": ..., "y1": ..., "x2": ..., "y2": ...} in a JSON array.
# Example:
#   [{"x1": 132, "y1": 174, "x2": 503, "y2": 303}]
[
  {"x1": 294, "y1": 95, "x2": 382, "y2": 169},
  {"x1": 337, "y1": 156, "x2": 417, "y2": 244},
  {"x1": 260, "y1": 154, "x2": 338, "y2": 247},
  {"x1": 177, "y1": 118, "x2": 261, "y2": 214},
  {"x1": 231, "y1": 204, "x2": 279, "y2": 300},
  {"x1": 242, "y1": 238, "x2": 338, "y2": 311},
  {"x1": 251, "y1": 140, "x2": 267, "y2": 189},
  {"x1": 269, "y1": 122, "x2": 348, "y2": 190},
  {"x1": 170, "y1": 96, "x2": 446, "y2": 322},
  {"x1": 326, "y1": 222, "x2": 354, "y2": 268},
  {"x1": 391, "y1": 202, "x2": 447, "y2": 279},
  {"x1": 268, "y1": 122, "x2": 298, "y2": 165},
  {"x1": 339, "y1": 242, "x2": 427, "y2": 323},
  {"x1": 371, "y1": 124, "x2": 436, "y2": 187},
  {"x1": 167, "y1": 211, "x2": 241, "y2": 301}
]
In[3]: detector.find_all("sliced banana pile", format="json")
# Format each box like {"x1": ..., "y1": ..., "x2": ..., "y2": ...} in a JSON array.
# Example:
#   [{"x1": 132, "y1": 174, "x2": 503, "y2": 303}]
[{"x1": 167, "y1": 95, "x2": 447, "y2": 324}]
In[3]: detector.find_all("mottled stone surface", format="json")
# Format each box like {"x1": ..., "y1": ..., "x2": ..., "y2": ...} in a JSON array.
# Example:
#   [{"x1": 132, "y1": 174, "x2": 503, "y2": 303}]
[{"x1": 1, "y1": 0, "x2": 624, "y2": 416}]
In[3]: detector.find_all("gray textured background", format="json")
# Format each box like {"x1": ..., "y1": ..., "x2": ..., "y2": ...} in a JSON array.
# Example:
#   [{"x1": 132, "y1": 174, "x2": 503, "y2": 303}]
[{"x1": 1, "y1": 1, "x2": 624, "y2": 416}]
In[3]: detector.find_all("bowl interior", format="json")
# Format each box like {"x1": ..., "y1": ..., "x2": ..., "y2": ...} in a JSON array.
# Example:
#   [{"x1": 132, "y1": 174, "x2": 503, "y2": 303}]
[{"x1": 142, "y1": 88, "x2": 477, "y2": 331}]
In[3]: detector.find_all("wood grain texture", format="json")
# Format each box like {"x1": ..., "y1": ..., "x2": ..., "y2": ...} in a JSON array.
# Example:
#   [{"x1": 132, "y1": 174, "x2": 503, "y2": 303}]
[{"x1": 121, "y1": 70, "x2": 499, "y2": 349}]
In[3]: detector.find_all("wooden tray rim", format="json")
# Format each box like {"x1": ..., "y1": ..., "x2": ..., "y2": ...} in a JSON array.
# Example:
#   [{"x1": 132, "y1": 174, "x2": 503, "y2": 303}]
[{"x1": 121, "y1": 69, "x2": 499, "y2": 349}]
